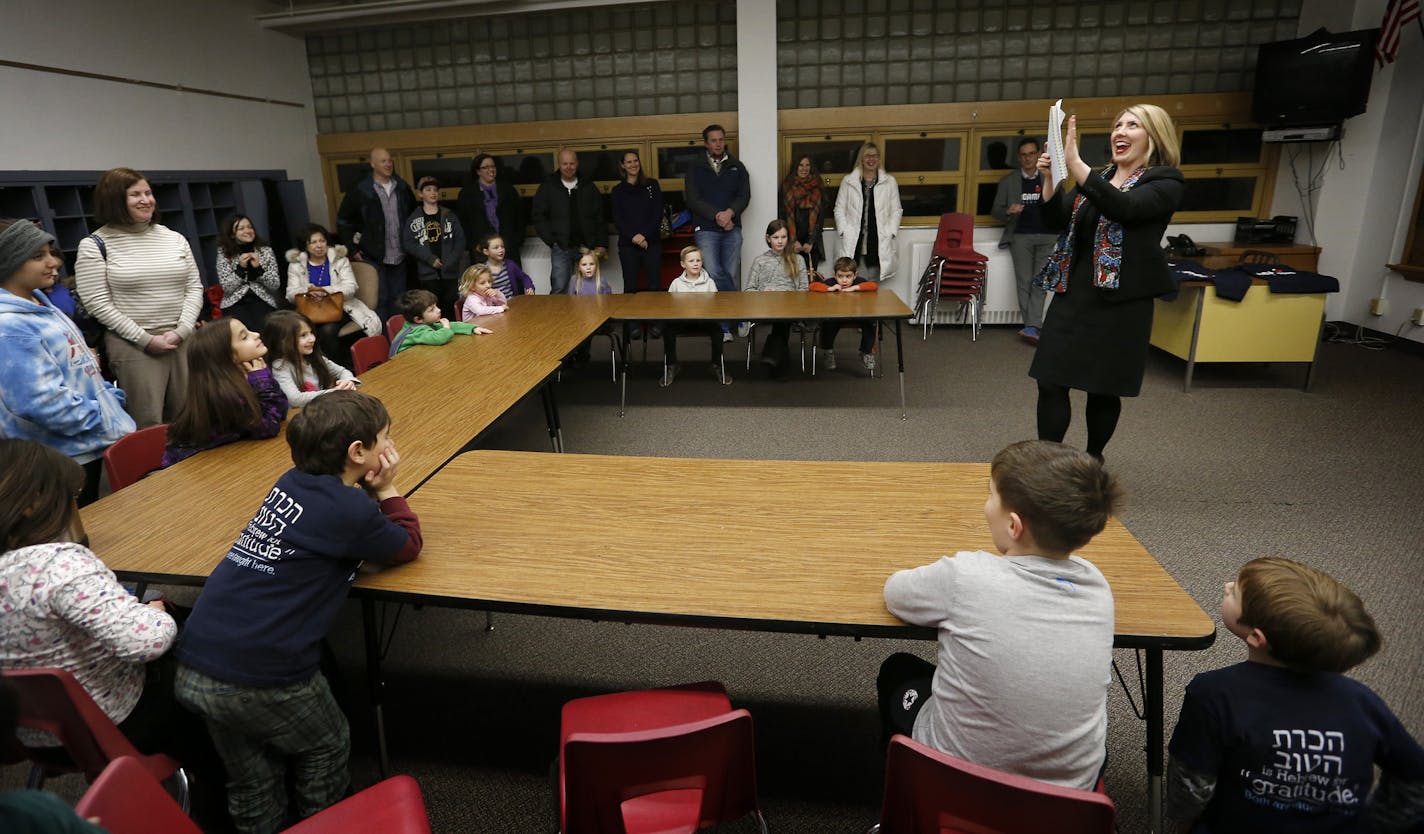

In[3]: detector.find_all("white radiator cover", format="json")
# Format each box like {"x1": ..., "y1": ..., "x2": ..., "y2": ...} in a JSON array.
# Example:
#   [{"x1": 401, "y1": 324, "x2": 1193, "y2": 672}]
[{"x1": 908, "y1": 240, "x2": 1027, "y2": 325}]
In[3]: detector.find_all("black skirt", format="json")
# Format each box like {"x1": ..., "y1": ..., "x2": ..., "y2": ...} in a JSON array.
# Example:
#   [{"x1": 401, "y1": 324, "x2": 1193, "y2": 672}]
[{"x1": 1028, "y1": 205, "x2": 1154, "y2": 397}]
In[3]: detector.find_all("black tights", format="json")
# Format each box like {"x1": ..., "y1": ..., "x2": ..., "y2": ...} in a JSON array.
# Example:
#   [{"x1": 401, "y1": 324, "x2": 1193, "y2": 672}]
[{"x1": 1036, "y1": 383, "x2": 1122, "y2": 460}]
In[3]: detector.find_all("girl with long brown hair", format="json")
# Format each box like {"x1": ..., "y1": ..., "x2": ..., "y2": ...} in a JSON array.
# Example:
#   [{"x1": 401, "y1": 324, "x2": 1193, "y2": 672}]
[{"x1": 161, "y1": 317, "x2": 288, "y2": 467}]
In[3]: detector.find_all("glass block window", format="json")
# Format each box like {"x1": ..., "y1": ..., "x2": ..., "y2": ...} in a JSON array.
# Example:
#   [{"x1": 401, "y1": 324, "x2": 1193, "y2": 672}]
[
  {"x1": 776, "y1": 0, "x2": 1302, "y2": 108},
  {"x1": 306, "y1": 0, "x2": 739, "y2": 133}
]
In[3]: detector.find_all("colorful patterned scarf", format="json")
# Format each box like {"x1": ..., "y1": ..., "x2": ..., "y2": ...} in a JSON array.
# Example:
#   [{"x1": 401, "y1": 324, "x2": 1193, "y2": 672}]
[
  {"x1": 782, "y1": 175, "x2": 823, "y2": 244},
  {"x1": 1034, "y1": 166, "x2": 1148, "y2": 293}
]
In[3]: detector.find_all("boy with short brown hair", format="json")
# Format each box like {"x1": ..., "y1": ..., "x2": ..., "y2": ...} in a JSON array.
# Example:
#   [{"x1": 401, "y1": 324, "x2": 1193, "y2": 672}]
[
  {"x1": 174, "y1": 390, "x2": 423, "y2": 833},
  {"x1": 879, "y1": 440, "x2": 1120, "y2": 789},
  {"x1": 1166, "y1": 557, "x2": 1424, "y2": 833},
  {"x1": 809, "y1": 256, "x2": 879, "y2": 372},
  {"x1": 389, "y1": 287, "x2": 489, "y2": 355}
]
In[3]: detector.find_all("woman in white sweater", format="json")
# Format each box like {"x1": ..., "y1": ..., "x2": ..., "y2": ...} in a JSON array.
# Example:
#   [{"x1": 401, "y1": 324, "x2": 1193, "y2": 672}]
[
  {"x1": 74, "y1": 167, "x2": 204, "y2": 428},
  {"x1": 833, "y1": 143, "x2": 904, "y2": 285},
  {"x1": 285, "y1": 223, "x2": 381, "y2": 365}
]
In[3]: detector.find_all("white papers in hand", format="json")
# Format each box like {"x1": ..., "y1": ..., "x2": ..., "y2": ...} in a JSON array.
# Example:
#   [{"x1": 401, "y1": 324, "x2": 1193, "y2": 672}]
[{"x1": 1047, "y1": 99, "x2": 1068, "y2": 186}]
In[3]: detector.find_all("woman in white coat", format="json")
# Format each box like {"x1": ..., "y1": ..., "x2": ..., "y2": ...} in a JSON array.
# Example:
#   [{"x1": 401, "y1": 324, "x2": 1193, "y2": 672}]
[
  {"x1": 285, "y1": 223, "x2": 381, "y2": 366},
  {"x1": 834, "y1": 143, "x2": 903, "y2": 283}
]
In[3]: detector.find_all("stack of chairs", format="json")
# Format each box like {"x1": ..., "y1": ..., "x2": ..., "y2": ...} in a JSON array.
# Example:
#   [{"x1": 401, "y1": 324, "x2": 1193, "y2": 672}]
[{"x1": 913, "y1": 212, "x2": 988, "y2": 340}]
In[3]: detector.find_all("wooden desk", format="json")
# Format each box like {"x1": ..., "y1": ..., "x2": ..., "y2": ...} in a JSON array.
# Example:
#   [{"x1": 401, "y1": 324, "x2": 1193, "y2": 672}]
[
  {"x1": 83, "y1": 294, "x2": 609, "y2": 580},
  {"x1": 384, "y1": 450, "x2": 1213, "y2": 829},
  {"x1": 1151, "y1": 281, "x2": 1326, "y2": 392},
  {"x1": 609, "y1": 291, "x2": 914, "y2": 417}
]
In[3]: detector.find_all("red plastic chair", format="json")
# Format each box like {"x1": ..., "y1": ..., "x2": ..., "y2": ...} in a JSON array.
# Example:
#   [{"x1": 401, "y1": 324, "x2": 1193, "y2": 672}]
[
  {"x1": 102, "y1": 424, "x2": 168, "y2": 491},
  {"x1": 867, "y1": 735, "x2": 1116, "y2": 834},
  {"x1": 76, "y1": 756, "x2": 433, "y2": 834},
  {"x1": 2, "y1": 668, "x2": 189, "y2": 811},
  {"x1": 560, "y1": 681, "x2": 767, "y2": 834},
  {"x1": 73, "y1": 756, "x2": 200, "y2": 834},
  {"x1": 385, "y1": 314, "x2": 405, "y2": 342},
  {"x1": 931, "y1": 212, "x2": 977, "y2": 258},
  {"x1": 915, "y1": 213, "x2": 989, "y2": 340},
  {"x1": 351, "y1": 334, "x2": 390, "y2": 375}
]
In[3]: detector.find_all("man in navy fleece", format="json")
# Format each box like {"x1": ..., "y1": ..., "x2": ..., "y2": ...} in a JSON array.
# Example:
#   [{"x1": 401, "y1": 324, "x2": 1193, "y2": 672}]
[
  {"x1": 684, "y1": 124, "x2": 751, "y2": 340},
  {"x1": 173, "y1": 390, "x2": 422, "y2": 834}
]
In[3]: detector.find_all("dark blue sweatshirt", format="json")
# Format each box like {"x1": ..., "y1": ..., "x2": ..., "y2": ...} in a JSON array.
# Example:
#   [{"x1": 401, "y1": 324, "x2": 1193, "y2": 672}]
[{"x1": 176, "y1": 468, "x2": 421, "y2": 687}]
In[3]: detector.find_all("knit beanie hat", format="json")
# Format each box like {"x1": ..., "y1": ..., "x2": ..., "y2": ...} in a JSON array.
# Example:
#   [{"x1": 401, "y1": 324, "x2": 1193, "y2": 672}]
[{"x1": 0, "y1": 221, "x2": 56, "y2": 281}]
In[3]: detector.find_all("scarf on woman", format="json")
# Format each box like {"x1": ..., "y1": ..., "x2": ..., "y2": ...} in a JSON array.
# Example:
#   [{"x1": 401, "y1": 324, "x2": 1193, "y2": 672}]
[
  {"x1": 782, "y1": 175, "x2": 822, "y2": 243},
  {"x1": 1035, "y1": 165, "x2": 1148, "y2": 293}
]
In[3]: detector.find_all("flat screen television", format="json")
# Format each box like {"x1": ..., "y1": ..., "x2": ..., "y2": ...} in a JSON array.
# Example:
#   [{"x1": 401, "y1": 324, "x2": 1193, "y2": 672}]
[{"x1": 1252, "y1": 27, "x2": 1379, "y2": 127}]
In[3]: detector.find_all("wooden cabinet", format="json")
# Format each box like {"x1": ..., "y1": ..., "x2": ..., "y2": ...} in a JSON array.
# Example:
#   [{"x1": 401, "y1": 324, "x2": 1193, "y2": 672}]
[{"x1": 0, "y1": 171, "x2": 307, "y2": 286}]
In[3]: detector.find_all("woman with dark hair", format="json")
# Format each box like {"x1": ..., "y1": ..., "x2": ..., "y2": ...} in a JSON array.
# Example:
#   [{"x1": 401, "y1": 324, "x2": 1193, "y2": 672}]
[
  {"x1": 74, "y1": 167, "x2": 204, "y2": 428},
  {"x1": 456, "y1": 153, "x2": 525, "y2": 265},
  {"x1": 216, "y1": 213, "x2": 281, "y2": 331},
  {"x1": 610, "y1": 150, "x2": 664, "y2": 293},
  {"x1": 285, "y1": 223, "x2": 380, "y2": 365},
  {"x1": 780, "y1": 154, "x2": 825, "y2": 272},
  {"x1": 0, "y1": 219, "x2": 135, "y2": 504},
  {"x1": 1031, "y1": 104, "x2": 1185, "y2": 461}
]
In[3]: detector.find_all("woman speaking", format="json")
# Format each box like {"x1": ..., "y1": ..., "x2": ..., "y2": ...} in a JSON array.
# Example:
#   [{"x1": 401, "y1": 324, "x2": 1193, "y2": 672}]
[{"x1": 1030, "y1": 104, "x2": 1184, "y2": 461}]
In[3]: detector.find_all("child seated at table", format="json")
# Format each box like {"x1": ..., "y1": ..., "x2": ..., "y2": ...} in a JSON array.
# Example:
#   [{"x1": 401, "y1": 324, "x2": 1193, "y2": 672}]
[
  {"x1": 173, "y1": 390, "x2": 423, "y2": 834},
  {"x1": 810, "y1": 256, "x2": 879, "y2": 373},
  {"x1": 1166, "y1": 557, "x2": 1424, "y2": 834},
  {"x1": 390, "y1": 288, "x2": 490, "y2": 356},
  {"x1": 662, "y1": 245, "x2": 731, "y2": 387},
  {"x1": 162, "y1": 316, "x2": 288, "y2": 467},
  {"x1": 878, "y1": 439, "x2": 1118, "y2": 789},
  {"x1": 460, "y1": 263, "x2": 508, "y2": 321}
]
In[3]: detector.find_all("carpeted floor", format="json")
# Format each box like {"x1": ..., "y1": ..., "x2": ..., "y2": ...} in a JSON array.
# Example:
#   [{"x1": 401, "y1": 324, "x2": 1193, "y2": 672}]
[{"x1": 13, "y1": 323, "x2": 1424, "y2": 832}]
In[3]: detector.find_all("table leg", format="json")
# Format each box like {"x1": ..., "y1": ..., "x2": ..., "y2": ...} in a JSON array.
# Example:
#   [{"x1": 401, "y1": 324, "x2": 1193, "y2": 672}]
[
  {"x1": 1185, "y1": 289, "x2": 1205, "y2": 393},
  {"x1": 895, "y1": 320, "x2": 907, "y2": 420},
  {"x1": 362, "y1": 598, "x2": 390, "y2": 779},
  {"x1": 540, "y1": 383, "x2": 564, "y2": 453},
  {"x1": 1304, "y1": 313, "x2": 1325, "y2": 392},
  {"x1": 1147, "y1": 647, "x2": 1164, "y2": 833}
]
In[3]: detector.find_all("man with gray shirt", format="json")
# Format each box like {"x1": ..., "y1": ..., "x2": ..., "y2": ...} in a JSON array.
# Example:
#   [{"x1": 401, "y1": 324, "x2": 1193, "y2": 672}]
[
  {"x1": 992, "y1": 137, "x2": 1056, "y2": 344},
  {"x1": 337, "y1": 147, "x2": 417, "y2": 320}
]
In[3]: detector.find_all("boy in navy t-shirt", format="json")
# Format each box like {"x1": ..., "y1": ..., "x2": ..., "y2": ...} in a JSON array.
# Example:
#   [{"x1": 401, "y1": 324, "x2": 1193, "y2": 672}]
[
  {"x1": 1167, "y1": 557, "x2": 1424, "y2": 833},
  {"x1": 174, "y1": 390, "x2": 422, "y2": 834}
]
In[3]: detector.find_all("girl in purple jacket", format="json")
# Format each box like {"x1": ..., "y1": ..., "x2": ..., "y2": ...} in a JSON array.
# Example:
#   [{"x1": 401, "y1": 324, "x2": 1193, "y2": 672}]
[{"x1": 161, "y1": 317, "x2": 288, "y2": 467}]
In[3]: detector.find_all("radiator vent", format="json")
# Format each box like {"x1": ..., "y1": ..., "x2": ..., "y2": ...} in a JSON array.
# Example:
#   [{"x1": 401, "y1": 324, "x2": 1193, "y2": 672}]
[{"x1": 915, "y1": 304, "x2": 1024, "y2": 326}]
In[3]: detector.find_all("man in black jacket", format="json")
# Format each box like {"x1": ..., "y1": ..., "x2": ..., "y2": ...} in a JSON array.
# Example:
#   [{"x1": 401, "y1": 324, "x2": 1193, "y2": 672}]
[
  {"x1": 530, "y1": 148, "x2": 605, "y2": 294},
  {"x1": 337, "y1": 147, "x2": 417, "y2": 319}
]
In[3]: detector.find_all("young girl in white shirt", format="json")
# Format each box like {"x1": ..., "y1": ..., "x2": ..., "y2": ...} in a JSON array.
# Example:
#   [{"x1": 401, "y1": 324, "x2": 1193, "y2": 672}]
[{"x1": 261, "y1": 310, "x2": 359, "y2": 407}]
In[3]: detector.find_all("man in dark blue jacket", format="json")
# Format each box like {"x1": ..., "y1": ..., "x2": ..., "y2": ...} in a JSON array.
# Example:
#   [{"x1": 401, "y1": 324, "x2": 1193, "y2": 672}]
[
  {"x1": 336, "y1": 147, "x2": 417, "y2": 320},
  {"x1": 684, "y1": 125, "x2": 750, "y2": 339}
]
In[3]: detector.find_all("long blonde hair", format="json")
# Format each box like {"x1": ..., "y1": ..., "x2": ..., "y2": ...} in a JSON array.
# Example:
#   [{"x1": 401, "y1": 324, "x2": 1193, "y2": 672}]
[
  {"x1": 570, "y1": 252, "x2": 602, "y2": 293},
  {"x1": 852, "y1": 142, "x2": 882, "y2": 179},
  {"x1": 459, "y1": 263, "x2": 493, "y2": 297}
]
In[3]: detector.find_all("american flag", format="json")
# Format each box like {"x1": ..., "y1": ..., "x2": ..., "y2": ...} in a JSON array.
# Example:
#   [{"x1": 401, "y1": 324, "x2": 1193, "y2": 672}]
[{"x1": 1376, "y1": 0, "x2": 1422, "y2": 65}]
